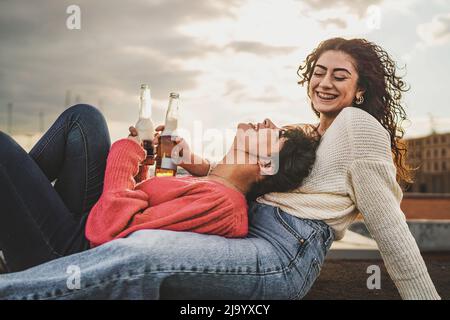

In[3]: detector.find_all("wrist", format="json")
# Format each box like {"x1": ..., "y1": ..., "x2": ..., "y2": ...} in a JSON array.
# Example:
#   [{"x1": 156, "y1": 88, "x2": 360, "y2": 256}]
[{"x1": 206, "y1": 159, "x2": 217, "y2": 176}]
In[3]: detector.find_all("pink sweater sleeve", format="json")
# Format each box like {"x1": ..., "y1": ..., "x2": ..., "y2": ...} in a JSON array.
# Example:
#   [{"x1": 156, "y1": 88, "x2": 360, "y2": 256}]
[{"x1": 85, "y1": 139, "x2": 150, "y2": 247}]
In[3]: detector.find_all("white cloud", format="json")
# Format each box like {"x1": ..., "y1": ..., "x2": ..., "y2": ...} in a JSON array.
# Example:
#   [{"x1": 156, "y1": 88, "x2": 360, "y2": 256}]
[
  {"x1": 403, "y1": 12, "x2": 450, "y2": 62},
  {"x1": 417, "y1": 12, "x2": 450, "y2": 46},
  {"x1": 225, "y1": 41, "x2": 297, "y2": 56},
  {"x1": 299, "y1": 0, "x2": 383, "y2": 17},
  {"x1": 318, "y1": 18, "x2": 348, "y2": 29}
]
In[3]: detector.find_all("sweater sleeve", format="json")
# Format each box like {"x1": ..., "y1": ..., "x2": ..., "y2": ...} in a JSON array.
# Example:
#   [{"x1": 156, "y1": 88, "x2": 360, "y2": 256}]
[
  {"x1": 348, "y1": 159, "x2": 440, "y2": 299},
  {"x1": 345, "y1": 110, "x2": 440, "y2": 300},
  {"x1": 103, "y1": 139, "x2": 147, "y2": 192},
  {"x1": 85, "y1": 139, "x2": 150, "y2": 247}
]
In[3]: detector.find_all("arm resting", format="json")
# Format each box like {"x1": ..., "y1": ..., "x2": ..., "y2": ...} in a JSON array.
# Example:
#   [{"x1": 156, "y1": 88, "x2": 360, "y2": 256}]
[{"x1": 348, "y1": 159, "x2": 441, "y2": 300}]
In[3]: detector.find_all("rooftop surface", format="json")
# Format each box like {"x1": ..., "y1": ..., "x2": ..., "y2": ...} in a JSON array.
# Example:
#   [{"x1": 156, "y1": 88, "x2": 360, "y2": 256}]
[
  {"x1": 1, "y1": 220, "x2": 448, "y2": 299},
  {"x1": 305, "y1": 252, "x2": 450, "y2": 300}
]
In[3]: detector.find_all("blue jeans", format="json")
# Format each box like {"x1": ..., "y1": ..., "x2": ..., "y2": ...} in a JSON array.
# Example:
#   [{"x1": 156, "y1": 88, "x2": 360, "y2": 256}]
[
  {"x1": 0, "y1": 202, "x2": 334, "y2": 300},
  {"x1": 0, "y1": 104, "x2": 111, "y2": 272}
]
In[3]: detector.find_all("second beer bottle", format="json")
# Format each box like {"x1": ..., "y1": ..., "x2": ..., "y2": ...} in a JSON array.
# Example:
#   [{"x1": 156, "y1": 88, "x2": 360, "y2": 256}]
[{"x1": 155, "y1": 92, "x2": 180, "y2": 177}]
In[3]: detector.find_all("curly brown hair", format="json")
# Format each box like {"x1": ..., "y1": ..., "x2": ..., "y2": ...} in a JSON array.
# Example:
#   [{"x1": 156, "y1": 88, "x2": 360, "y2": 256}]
[{"x1": 297, "y1": 37, "x2": 413, "y2": 184}]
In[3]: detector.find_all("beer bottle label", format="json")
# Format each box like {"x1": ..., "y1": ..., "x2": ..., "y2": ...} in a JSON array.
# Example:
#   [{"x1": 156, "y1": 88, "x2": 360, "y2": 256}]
[{"x1": 161, "y1": 157, "x2": 176, "y2": 170}]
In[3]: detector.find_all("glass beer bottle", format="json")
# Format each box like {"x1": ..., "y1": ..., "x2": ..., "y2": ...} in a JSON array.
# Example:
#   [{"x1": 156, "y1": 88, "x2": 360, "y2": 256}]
[
  {"x1": 135, "y1": 84, "x2": 155, "y2": 160},
  {"x1": 155, "y1": 92, "x2": 180, "y2": 177}
]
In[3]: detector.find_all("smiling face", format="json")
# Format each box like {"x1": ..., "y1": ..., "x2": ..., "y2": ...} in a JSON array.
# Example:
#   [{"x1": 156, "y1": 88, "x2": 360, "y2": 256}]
[{"x1": 308, "y1": 50, "x2": 364, "y2": 117}]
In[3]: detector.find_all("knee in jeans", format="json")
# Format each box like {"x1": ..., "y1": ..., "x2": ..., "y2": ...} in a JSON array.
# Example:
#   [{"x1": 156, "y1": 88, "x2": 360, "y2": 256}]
[
  {"x1": 64, "y1": 104, "x2": 109, "y2": 142},
  {"x1": 0, "y1": 131, "x2": 19, "y2": 164},
  {"x1": 0, "y1": 130, "x2": 11, "y2": 144},
  {"x1": 66, "y1": 104, "x2": 104, "y2": 122}
]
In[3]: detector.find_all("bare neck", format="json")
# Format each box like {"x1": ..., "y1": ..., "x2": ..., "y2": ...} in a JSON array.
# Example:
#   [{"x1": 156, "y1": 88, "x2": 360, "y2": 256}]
[
  {"x1": 318, "y1": 113, "x2": 337, "y2": 136},
  {"x1": 207, "y1": 162, "x2": 259, "y2": 195}
]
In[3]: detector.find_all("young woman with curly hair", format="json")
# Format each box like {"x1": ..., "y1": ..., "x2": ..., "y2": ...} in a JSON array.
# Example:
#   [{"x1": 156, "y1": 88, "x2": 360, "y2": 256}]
[{"x1": 0, "y1": 38, "x2": 440, "y2": 300}]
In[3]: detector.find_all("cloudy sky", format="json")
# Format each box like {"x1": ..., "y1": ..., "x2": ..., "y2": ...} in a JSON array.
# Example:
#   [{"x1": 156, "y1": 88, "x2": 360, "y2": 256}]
[{"x1": 1, "y1": 0, "x2": 450, "y2": 156}]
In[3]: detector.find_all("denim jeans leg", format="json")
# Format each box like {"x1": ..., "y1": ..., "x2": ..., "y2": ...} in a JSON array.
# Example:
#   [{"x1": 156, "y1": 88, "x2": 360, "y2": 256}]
[
  {"x1": 0, "y1": 104, "x2": 110, "y2": 272},
  {"x1": 0, "y1": 203, "x2": 333, "y2": 300},
  {"x1": 29, "y1": 104, "x2": 111, "y2": 217},
  {"x1": 0, "y1": 133, "x2": 77, "y2": 271}
]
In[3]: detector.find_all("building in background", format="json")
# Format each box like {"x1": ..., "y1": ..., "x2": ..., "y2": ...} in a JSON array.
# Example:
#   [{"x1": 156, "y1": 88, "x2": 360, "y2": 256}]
[{"x1": 406, "y1": 132, "x2": 450, "y2": 193}]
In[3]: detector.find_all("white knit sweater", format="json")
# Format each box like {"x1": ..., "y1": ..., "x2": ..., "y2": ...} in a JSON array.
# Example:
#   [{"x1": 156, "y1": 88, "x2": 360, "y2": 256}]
[{"x1": 258, "y1": 106, "x2": 440, "y2": 300}]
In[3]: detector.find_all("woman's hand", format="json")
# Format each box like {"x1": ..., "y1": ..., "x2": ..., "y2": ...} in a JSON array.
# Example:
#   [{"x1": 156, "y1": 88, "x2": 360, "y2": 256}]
[
  {"x1": 153, "y1": 125, "x2": 191, "y2": 164},
  {"x1": 128, "y1": 126, "x2": 141, "y2": 145},
  {"x1": 128, "y1": 126, "x2": 154, "y2": 165},
  {"x1": 152, "y1": 124, "x2": 164, "y2": 151},
  {"x1": 153, "y1": 124, "x2": 211, "y2": 176}
]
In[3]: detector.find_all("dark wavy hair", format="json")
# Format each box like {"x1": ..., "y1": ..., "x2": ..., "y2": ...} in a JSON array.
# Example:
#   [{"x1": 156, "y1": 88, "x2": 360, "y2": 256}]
[
  {"x1": 246, "y1": 126, "x2": 320, "y2": 201},
  {"x1": 297, "y1": 37, "x2": 413, "y2": 184}
]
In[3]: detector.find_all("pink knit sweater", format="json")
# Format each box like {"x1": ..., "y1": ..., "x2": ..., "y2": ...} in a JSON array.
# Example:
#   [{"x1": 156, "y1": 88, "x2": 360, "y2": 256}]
[{"x1": 85, "y1": 139, "x2": 248, "y2": 247}]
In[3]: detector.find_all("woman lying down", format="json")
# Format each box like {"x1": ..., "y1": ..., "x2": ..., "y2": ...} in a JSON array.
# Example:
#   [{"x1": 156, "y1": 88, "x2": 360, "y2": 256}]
[{"x1": 86, "y1": 121, "x2": 319, "y2": 247}]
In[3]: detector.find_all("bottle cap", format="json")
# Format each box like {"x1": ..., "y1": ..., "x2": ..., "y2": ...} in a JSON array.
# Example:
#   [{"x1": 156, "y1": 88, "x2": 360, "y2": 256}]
[{"x1": 170, "y1": 92, "x2": 179, "y2": 99}]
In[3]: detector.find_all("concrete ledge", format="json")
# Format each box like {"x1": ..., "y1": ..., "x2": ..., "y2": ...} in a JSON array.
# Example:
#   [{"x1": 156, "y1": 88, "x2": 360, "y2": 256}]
[
  {"x1": 327, "y1": 230, "x2": 380, "y2": 260},
  {"x1": 327, "y1": 221, "x2": 450, "y2": 260},
  {"x1": 349, "y1": 220, "x2": 450, "y2": 251},
  {"x1": 305, "y1": 253, "x2": 450, "y2": 300},
  {"x1": 327, "y1": 249, "x2": 381, "y2": 260}
]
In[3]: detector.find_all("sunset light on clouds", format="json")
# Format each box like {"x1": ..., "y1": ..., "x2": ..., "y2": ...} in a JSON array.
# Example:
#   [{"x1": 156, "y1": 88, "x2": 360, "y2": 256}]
[{"x1": 1, "y1": 0, "x2": 450, "y2": 157}]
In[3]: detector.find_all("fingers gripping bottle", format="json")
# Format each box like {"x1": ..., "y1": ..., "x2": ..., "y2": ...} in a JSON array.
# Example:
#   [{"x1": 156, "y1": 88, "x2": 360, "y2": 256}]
[
  {"x1": 155, "y1": 92, "x2": 180, "y2": 177},
  {"x1": 135, "y1": 84, "x2": 155, "y2": 160}
]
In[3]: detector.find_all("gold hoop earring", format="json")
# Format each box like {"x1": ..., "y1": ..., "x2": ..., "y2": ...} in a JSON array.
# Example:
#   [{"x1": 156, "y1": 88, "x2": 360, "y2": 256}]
[{"x1": 356, "y1": 96, "x2": 364, "y2": 105}]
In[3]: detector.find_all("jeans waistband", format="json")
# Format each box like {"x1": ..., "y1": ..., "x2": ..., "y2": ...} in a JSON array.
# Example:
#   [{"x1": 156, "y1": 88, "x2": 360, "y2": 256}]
[{"x1": 252, "y1": 201, "x2": 334, "y2": 251}]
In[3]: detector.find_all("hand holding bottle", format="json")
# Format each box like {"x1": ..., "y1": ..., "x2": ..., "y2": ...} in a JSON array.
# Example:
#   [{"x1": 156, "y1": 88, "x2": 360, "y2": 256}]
[
  {"x1": 128, "y1": 126, "x2": 155, "y2": 165},
  {"x1": 153, "y1": 124, "x2": 191, "y2": 165},
  {"x1": 154, "y1": 124, "x2": 213, "y2": 177}
]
